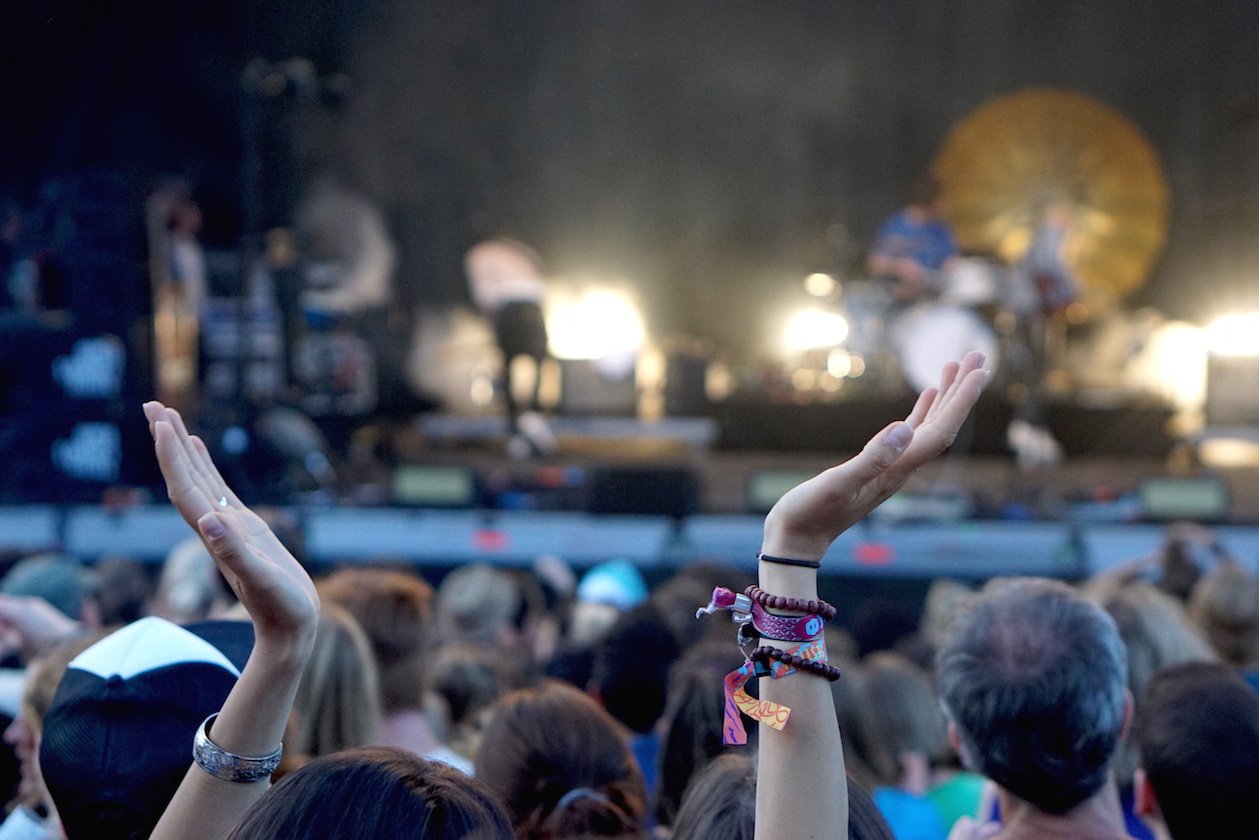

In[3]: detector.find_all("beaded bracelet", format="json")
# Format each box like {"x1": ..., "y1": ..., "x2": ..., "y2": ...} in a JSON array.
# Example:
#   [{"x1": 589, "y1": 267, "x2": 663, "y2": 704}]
[
  {"x1": 745, "y1": 585, "x2": 838, "y2": 622},
  {"x1": 750, "y1": 645, "x2": 842, "y2": 682}
]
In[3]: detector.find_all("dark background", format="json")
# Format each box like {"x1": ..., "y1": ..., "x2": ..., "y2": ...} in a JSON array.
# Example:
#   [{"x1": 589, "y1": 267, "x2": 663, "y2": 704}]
[{"x1": 2, "y1": 0, "x2": 1257, "y2": 360}]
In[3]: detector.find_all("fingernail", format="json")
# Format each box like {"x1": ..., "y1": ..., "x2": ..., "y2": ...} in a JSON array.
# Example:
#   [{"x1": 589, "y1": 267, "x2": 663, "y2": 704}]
[
  {"x1": 200, "y1": 514, "x2": 226, "y2": 539},
  {"x1": 887, "y1": 423, "x2": 913, "y2": 450}
]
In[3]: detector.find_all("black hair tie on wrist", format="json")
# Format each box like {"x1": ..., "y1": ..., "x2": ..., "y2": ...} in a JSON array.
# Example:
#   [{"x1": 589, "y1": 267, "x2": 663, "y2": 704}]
[{"x1": 756, "y1": 553, "x2": 822, "y2": 570}]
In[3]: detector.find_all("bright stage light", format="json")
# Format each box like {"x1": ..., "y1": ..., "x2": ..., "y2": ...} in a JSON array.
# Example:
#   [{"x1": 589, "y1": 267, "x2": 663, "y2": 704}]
[
  {"x1": 827, "y1": 348, "x2": 852, "y2": 378},
  {"x1": 1205, "y1": 313, "x2": 1259, "y2": 358},
  {"x1": 547, "y1": 290, "x2": 646, "y2": 362},
  {"x1": 1130, "y1": 321, "x2": 1207, "y2": 412},
  {"x1": 804, "y1": 273, "x2": 837, "y2": 297},
  {"x1": 785, "y1": 309, "x2": 849, "y2": 352}
]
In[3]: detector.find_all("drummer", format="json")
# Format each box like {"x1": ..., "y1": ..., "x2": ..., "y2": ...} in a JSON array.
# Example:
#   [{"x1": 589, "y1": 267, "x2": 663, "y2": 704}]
[{"x1": 866, "y1": 176, "x2": 960, "y2": 303}]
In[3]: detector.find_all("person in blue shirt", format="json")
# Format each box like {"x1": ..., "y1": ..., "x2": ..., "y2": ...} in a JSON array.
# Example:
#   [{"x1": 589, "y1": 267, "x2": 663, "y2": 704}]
[{"x1": 867, "y1": 177, "x2": 959, "y2": 303}]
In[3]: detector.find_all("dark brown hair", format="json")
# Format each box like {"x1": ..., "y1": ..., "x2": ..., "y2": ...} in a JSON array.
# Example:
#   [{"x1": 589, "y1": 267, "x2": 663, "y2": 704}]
[
  {"x1": 474, "y1": 681, "x2": 645, "y2": 839},
  {"x1": 655, "y1": 640, "x2": 746, "y2": 827},
  {"x1": 228, "y1": 747, "x2": 513, "y2": 839}
]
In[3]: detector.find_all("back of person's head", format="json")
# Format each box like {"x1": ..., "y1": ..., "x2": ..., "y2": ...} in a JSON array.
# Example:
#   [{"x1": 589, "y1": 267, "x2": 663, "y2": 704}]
[
  {"x1": 669, "y1": 753, "x2": 893, "y2": 840},
  {"x1": 92, "y1": 557, "x2": 153, "y2": 627},
  {"x1": 228, "y1": 746, "x2": 513, "y2": 840},
  {"x1": 1137, "y1": 662, "x2": 1259, "y2": 840},
  {"x1": 655, "y1": 640, "x2": 747, "y2": 827},
  {"x1": 1, "y1": 553, "x2": 96, "y2": 621},
  {"x1": 591, "y1": 604, "x2": 678, "y2": 735},
  {"x1": 1188, "y1": 561, "x2": 1259, "y2": 669},
  {"x1": 936, "y1": 578, "x2": 1128, "y2": 814},
  {"x1": 41, "y1": 617, "x2": 252, "y2": 840},
  {"x1": 857, "y1": 652, "x2": 948, "y2": 788},
  {"x1": 669, "y1": 753, "x2": 755, "y2": 840},
  {"x1": 828, "y1": 658, "x2": 877, "y2": 789},
  {"x1": 920, "y1": 579, "x2": 974, "y2": 651},
  {"x1": 847, "y1": 775, "x2": 897, "y2": 840},
  {"x1": 438, "y1": 564, "x2": 521, "y2": 646},
  {"x1": 151, "y1": 537, "x2": 235, "y2": 623},
  {"x1": 288, "y1": 603, "x2": 381, "y2": 765},
  {"x1": 433, "y1": 642, "x2": 507, "y2": 721},
  {"x1": 648, "y1": 565, "x2": 753, "y2": 651},
  {"x1": 318, "y1": 567, "x2": 434, "y2": 712},
  {"x1": 475, "y1": 680, "x2": 646, "y2": 839},
  {"x1": 1099, "y1": 581, "x2": 1215, "y2": 785}
]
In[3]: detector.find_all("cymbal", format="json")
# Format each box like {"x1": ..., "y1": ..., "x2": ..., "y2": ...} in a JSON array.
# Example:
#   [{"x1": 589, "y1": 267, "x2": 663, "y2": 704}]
[{"x1": 933, "y1": 87, "x2": 1169, "y2": 310}]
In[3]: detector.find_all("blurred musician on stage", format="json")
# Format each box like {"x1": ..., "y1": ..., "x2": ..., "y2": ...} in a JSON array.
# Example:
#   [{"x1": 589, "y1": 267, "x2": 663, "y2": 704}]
[
  {"x1": 295, "y1": 173, "x2": 395, "y2": 317},
  {"x1": 463, "y1": 237, "x2": 556, "y2": 458},
  {"x1": 291, "y1": 173, "x2": 397, "y2": 417},
  {"x1": 1007, "y1": 200, "x2": 1080, "y2": 470},
  {"x1": 866, "y1": 176, "x2": 960, "y2": 302},
  {"x1": 146, "y1": 181, "x2": 206, "y2": 411}
]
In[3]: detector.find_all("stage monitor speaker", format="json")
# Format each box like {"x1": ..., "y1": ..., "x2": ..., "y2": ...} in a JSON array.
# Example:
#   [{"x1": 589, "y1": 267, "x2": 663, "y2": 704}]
[
  {"x1": 1139, "y1": 476, "x2": 1229, "y2": 522},
  {"x1": 392, "y1": 465, "x2": 477, "y2": 508},
  {"x1": 1206, "y1": 357, "x2": 1259, "y2": 426},
  {"x1": 558, "y1": 359, "x2": 637, "y2": 416},
  {"x1": 588, "y1": 466, "x2": 700, "y2": 517}
]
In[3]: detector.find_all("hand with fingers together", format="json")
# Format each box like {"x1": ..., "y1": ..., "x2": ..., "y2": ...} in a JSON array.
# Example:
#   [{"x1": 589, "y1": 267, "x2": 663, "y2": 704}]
[
  {"x1": 763, "y1": 351, "x2": 988, "y2": 560},
  {"x1": 142, "y1": 401, "x2": 319, "y2": 648},
  {"x1": 145, "y1": 401, "x2": 322, "y2": 840}
]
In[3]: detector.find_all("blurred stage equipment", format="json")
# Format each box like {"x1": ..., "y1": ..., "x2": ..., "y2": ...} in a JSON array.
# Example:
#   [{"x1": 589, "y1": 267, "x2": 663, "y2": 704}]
[
  {"x1": 933, "y1": 87, "x2": 1170, "y2": 311},
  {"x1": 1139, "y1": 476, "x2": 1229, "y2": 522},
  {"x1": 391, "y1": 465, "x2": 477, "y2": 508},
  {"x1": 1, "y1": 171, "x2": 148, "y2": 501},
  {"x1": 587, "y1": 466, "x2": 700, "y2": 518},
  {"x1": 1204, "y1": 312, "x2": 1259, "y2": 426}
]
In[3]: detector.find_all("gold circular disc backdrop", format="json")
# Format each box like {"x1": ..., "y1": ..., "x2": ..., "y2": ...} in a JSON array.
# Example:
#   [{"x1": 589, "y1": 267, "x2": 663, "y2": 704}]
[{"x1": 932, "y1": 87, "x2": 1170, "y2": 310}]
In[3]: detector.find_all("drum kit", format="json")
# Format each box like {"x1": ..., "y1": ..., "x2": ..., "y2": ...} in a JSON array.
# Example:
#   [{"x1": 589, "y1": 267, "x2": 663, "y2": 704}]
[
  {"x1": 842, "y1": 86, "x2": 1171, "y2": 397},
  {"x1": 839, "y1": 258, "x2": 1009, "y2": 393}
]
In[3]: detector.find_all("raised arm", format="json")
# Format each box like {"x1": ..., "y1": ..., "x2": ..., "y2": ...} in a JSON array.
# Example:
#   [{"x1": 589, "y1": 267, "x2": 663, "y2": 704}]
[
  {"x1": 754, "y1": 353, "x2": 987, "y2": 840},
  {"x1": 143, "y1": 402, "x2": 320, "y2": 840}
]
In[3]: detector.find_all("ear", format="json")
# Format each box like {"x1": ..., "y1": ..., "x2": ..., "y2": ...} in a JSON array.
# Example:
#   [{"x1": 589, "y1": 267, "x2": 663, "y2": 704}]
[
  {"x1": 1133, "y1": 768, "x2": 1159, "y2": 817},
  {"x1": 1119, "y1": 689, "x2": 1135, "y2": 741},
  {"x1": 947, "y1": 720, "x2": 974, "y2": 770}
]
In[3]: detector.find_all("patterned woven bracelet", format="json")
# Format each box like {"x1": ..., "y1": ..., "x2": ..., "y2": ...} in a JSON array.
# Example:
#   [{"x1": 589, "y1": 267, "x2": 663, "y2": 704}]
[
  {"x1": 750, "y1": 600, "x2": 825, "y2": 642},
  {"x1": 745, "y1": 585, "x2": 838, "y2": 622},
  {"x1": 192, "y1": 714, "x2": 283, "y2": 783},
  {"x1": 750, "y1": 645, "x2": 842, "y2": 682}
]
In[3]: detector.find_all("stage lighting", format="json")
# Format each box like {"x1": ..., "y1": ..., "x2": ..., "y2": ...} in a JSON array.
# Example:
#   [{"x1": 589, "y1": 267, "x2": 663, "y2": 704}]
[
  {"x1": 784, "y1": 308, "x2": 849, "y2": 352},
  {"x1": 547, "y1": 290, "x2": 646, "y2": 362},
  {"x1": 1205, "y1": 313, "x2": 1259, "y2": 358},
  {"x1": 804, "y1": 272, "x2": 837, "y2": 297}
]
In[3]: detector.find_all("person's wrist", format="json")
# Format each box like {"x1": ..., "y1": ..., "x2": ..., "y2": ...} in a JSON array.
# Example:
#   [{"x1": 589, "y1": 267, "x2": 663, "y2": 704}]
[
  {"x1": 249, "y1": 628, "x2": 316, "y2": 674},
  {"x1": 762, "y1": 511, "x2": 833, "y2": 562}
]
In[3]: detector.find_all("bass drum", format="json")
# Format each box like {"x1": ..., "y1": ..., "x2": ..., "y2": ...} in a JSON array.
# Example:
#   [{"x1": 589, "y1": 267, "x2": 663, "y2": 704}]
[{"x1": 892, "y1": 304, "x2": 1000, "y2": 393}]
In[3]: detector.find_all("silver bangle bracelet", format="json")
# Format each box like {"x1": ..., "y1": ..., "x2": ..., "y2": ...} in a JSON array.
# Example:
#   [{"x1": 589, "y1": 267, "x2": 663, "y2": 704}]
[{"x1": 192, "y1": 713, "x2": 283, "y2": 783}]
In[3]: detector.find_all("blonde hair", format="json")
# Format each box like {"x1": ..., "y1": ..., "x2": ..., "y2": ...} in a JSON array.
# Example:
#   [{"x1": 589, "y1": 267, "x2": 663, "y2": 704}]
[
  {"x1": 288, "y1": 603, "x2": 382, "y2": 761},
  {"x1": 1100, "y1": 581, "x2": 1215, "y2": 784},
  {"x1": 1189, "y1": 562, "x2": 1259, "y2": 669}
]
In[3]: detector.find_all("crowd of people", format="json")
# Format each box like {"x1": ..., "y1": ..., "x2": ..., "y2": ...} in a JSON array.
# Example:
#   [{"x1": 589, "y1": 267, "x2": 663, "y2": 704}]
[{"x1": 0, "y1": 353, "x2": 1256, "y2": 840}]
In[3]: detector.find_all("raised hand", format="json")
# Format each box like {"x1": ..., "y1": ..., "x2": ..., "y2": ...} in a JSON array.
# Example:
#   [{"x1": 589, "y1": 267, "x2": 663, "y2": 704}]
[
  {"x1": 0, "y1": 594, "x2": 82, "y2": 661},
  {"x1": 142, "y1": 401, "x2": 318, "y2": 647},
  {"x1": 764, "y1": 352, "x2": 988, "y2": 559}
]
